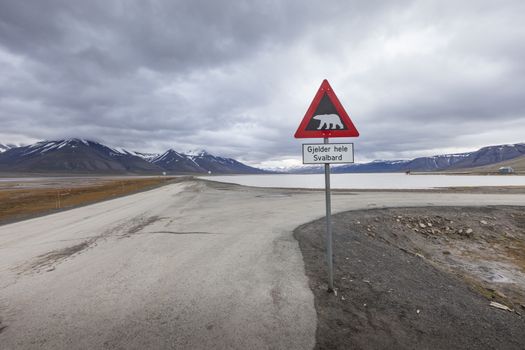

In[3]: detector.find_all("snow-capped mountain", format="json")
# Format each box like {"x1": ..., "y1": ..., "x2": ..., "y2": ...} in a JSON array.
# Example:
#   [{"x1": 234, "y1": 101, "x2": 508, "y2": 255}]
[
  {"x1": 186, "y1": 150, "x2": 264, "y2": 174},
  {"x1": 400, "y1": 143, "x2": 525, "y2": 172},
  {"x1": 0, "y1": 139, "x2": 265, "y2": 174},
  {"x1": 0, "y1": 139, "x2": 163, "y2": 174},
  {"x1": 152, "y1": 149, "x2": 264, "y2": 174},
  {"x1": 151, "y1": 149, "x2": 202, "y2": 173}
]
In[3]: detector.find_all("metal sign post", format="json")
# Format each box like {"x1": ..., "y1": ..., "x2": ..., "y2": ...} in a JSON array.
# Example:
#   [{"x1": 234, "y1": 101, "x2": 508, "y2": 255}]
[{"x1": 323, "y1": 137, "x2": 334, "y2": 292}]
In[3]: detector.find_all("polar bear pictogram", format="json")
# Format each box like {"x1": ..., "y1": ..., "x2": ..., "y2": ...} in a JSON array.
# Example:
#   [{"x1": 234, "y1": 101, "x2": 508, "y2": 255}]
[{"x1": 313, "y1": 114, "x2": 344, "y2": 130}]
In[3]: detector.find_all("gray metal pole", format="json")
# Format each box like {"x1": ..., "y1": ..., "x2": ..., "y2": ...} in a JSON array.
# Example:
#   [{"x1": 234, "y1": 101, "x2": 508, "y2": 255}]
[{"x1": 324, "y1": 137, "x2": 334, "y2": 292}]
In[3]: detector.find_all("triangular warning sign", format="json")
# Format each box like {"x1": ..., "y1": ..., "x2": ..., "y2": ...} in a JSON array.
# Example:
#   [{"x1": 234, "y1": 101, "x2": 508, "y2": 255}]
[{"x1": 294, "y1": 79, "x2": 359, "y2": 138}]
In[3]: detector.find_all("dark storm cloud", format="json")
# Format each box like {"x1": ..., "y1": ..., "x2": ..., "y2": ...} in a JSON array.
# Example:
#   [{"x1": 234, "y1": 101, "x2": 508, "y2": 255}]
[{"x1": 0, "y1": 0, "x2": 524, "y2": 166}]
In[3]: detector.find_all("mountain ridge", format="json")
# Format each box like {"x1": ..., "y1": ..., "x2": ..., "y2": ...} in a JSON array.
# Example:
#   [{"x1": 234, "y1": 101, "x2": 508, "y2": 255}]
[
  {"x1": 0, "y1": 139, "x2": 264, "y2": 175},
  {"x1": 287, "y1": 142, "x2": 525, "y2": 174},
  {"x1": 1, "y1": 139, "x2": 523, "y2": 175}
]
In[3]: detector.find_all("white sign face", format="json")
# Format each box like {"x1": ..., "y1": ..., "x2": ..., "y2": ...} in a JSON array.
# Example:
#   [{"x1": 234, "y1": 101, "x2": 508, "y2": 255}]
[{"x1": 302, "y1": 143, "x2": 354, "y2": 164}]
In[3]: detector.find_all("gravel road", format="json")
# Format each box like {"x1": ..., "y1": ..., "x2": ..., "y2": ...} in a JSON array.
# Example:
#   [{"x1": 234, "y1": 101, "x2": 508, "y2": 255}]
[{"x1": 0, "y1": 179, "x2": 524, "y2": 349}]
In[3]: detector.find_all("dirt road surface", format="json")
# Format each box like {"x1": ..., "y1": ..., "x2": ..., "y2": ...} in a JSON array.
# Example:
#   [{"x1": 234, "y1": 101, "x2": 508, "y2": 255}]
[{"x1": 0, "y1": 179, "x2": 524, "y2": 349}]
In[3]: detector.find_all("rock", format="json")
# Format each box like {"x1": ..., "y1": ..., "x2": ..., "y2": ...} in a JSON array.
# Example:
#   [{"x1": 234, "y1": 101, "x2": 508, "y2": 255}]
[
  {"x1": 481, "y1": 220, "x2": 488, "y2": 225},
  {"x1": 419, "y1": 223, "x2": 426, "y2": 228},
  {"x1": 490, "y1": 301, "x2": 512, "y2": 312},
  {"x1": 396, "y1": 219, "x2": 400, "y2": 222},
  {"x1": 427, "y1": 223, "x2": 433, "y2": 227},
  {"x1": 458, "y1": 229, "x2": 463, "y2": 234},
  {"x1": 466, "y1": 228, "x2": 473, "y2": 234}
]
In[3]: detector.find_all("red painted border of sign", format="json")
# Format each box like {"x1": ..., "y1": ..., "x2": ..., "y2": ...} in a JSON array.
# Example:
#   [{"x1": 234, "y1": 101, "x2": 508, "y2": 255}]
[{"x1": 294, "y1": 79, "x2": 359, "y2": 138}]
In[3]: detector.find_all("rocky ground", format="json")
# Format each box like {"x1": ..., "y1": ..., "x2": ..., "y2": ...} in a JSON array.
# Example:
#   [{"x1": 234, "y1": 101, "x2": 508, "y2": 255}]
[{"x1": 295, "y1": 206, "x2": 525, "y2": 350}]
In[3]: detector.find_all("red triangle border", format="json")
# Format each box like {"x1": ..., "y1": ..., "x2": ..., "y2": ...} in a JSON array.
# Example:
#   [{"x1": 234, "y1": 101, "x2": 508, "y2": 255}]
[{"x1": 294, "y1": 79, "x2": 359, "y2": 138}]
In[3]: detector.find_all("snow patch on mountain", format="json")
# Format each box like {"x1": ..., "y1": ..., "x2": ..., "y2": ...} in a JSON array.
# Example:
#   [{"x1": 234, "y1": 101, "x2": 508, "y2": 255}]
[
  {"x1": 0, "y1": 143, "x2": 14, "y2": 153},
  {"x1": 126, "y1": 151, "x2": 159, "y2": 162}
]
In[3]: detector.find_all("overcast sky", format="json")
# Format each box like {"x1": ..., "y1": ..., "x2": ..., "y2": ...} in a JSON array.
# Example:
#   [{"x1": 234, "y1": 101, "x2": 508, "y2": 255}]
[{"x1": 1, "y1": 0, "x2": 524, "y2": 167}]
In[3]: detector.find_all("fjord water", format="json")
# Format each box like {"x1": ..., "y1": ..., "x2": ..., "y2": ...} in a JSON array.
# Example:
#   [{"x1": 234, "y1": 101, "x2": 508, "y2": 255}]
[{"x1": 202, "y1": 173, "x2": 525, "y2": 190}]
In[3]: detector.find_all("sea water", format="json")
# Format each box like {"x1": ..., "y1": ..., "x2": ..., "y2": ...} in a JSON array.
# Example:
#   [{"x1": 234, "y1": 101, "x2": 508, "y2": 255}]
[{"x1": 200, "y1": 173, "x2": 525, "y2": 190}]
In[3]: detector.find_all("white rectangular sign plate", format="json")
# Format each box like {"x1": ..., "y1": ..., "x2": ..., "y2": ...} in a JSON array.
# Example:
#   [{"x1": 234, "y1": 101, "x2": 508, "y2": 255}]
[{"x1": 302, "y1": 143, "x2": 354, "y2": 164}]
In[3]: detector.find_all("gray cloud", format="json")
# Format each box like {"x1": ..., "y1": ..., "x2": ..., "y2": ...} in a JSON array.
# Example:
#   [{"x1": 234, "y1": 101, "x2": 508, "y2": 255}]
[{"x1": 0, "y1": 0, "x2": 524, "y2": 166}]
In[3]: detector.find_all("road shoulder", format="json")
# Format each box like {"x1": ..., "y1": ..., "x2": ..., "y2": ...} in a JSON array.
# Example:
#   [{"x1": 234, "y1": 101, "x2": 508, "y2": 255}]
[{"x1": 294, "y1": 206, "x2": 525, "y2": 349}]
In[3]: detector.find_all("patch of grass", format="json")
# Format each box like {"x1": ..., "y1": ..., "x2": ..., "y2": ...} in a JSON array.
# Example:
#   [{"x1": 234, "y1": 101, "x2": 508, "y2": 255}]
[{"x1": 0, "y1": 177, "x2": 182, "y2": 225}]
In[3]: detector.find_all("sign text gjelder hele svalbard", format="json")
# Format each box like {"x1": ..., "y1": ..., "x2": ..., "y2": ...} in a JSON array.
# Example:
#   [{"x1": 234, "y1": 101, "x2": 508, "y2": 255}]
[{"x1": 302, "y1": 143, "x2": 354, "y2": 164}]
